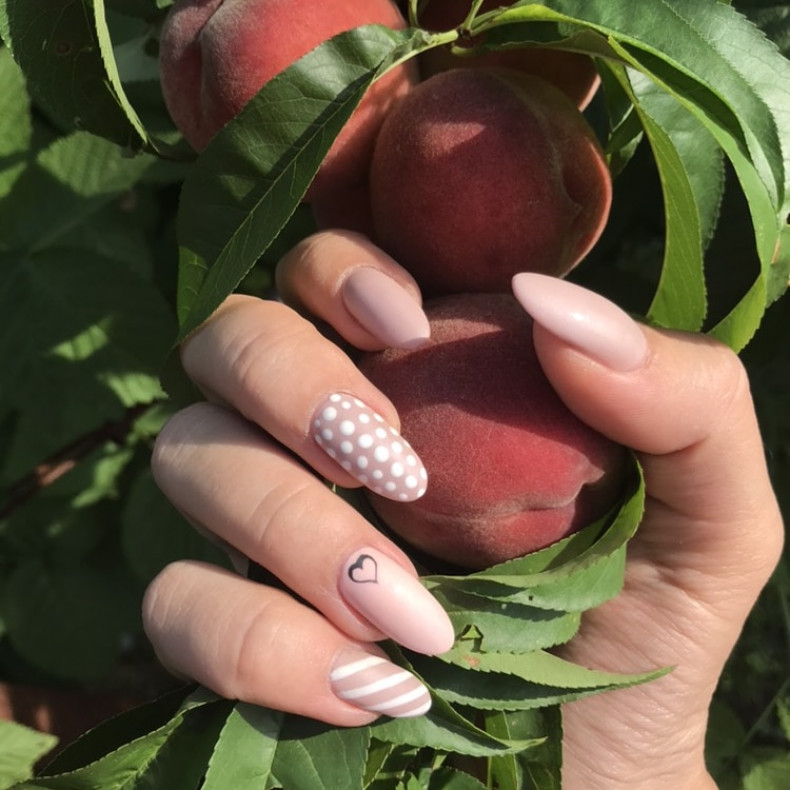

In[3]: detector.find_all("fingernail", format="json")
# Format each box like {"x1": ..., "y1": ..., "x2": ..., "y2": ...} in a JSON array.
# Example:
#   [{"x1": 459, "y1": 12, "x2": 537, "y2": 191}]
[
  {"x1": 311, "y1": 393, "x2": 428, "y2": 502},
  {"x1": 339, "y1": 548, "x2": 455, "y2": 655},
  {"x1": 330, "y1": 651, "x2": 431, "y2": 718},
  {"x1": 341, "y1": 267, "x2": 430, "y2": 349},
  {"x1": 512, "y1": 273, "x2": 649, "y2": 372}
]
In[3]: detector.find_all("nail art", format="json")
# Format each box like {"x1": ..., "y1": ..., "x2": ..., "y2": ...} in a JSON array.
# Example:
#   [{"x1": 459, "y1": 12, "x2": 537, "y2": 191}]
[
  {"x1": 312, "y1": 394, "x2": 428, "y2": 502},
  {"x1": 512, "y1": 272, "x2": 649, "y2": 372},
  {"x1": 339, "y1": 548, "x2": 455, "y2": 656},
  {"x1": 341, "y1": 266, "x2": 430, "y2": 350},
  {"x1": 330, "y1": 653, "x2": 431, "y2": 718}
]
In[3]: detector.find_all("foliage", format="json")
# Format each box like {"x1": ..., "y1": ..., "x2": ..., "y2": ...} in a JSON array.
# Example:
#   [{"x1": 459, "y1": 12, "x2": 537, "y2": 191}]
[{"x1": 0, "y1": 0, "x2": 787, "y2": 788}]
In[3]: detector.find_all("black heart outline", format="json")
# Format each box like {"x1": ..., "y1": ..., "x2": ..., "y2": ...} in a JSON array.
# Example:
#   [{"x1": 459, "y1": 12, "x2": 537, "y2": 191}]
[{"x1": 348, "y1": 553, "x2": 378, "y2": 584}]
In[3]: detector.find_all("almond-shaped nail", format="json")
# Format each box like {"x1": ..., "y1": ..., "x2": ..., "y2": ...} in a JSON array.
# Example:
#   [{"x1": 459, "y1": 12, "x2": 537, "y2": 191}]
[
  {"x1": 341, "y1": 267, "x2": 430, "y2": 349},
  {"x1": 512, "y1": 273, "x2": 649, "y2": 372},
  {"x1": 330, "y1": 652, "x2": 431, "y2": 718},
  {"x1": 312, "y1": 393, "x2": 428, "y2": 501},
  {"x1": 339, "y1": 548, "x2": 455, "y2": 656}
]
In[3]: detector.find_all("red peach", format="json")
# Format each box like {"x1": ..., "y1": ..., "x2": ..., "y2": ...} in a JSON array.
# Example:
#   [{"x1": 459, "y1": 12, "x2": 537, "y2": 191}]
[
  {"x1": 368, "y1": 68, "x2": 612, "y2": 297},
  {"x1": 159, "y1": 0, "x2": 417, "y2": 201},
  {"x1": 358, "y1": 293, "x2": 625, "y2": 569}
]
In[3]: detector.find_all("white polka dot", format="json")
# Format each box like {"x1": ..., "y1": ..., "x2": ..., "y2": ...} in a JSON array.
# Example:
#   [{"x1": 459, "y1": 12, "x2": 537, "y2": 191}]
[
  {"x1": 341, "y1": 400, "x2": 352, "y2": 410},
  {"x1": 405, "y1": 475, "x2": 418, "y2": 489},
  {"x1": 392, "y1": 441, "x2": 403, "y2": 454},
  {"x1": 420, "y1": 468, "x2": 428, "y2": 480},
  {"x1": 398, "y1": 493, "x2": 409, "y2": 501},
  {"x1": 375, "y1": 428, "x2": 387, "y2": 439},
  {"x1": 385, "y1": 482, "x2": 396, "y2": 492},
  {"x1": 339, "y1": 420, "x2": 355, "y2": 436},
  {"x1": 357, "y1": 456, "x2": 369, "y2": 469},
  {"x1": 374, "y1": 486, "x2": 384, "y2": 494},
  {"x1": 417, "y1": 487, "x2": 427, "y2": 497},
  {"x1": 340, "y1": 440, "x2": 354, "y2": 454},
  {"x1": 359, "y1": 414, "x2": 371, "y2": 424},
  {"x1": 359, "y1": 474, "x2": 368, "y2": 483},
  {"x1": 341, "y1": 460, "x2": 352, "y2": 471},
  {"x1": 358, "y1": 434, "x2": 373, "y2": 449},
  {"x1": 326, "y1": 448, "x2": 337, "y2": 458},
  {"x1": 374, "y1": 413, "x2": 384, "y2": 422},
  {"x1": 406, "y1": 455, "x2": 417, "y2": 467},
  {"x1": 315, "y1": 434, "x2": 323, "y2": 445},
  {"x1": 330, "y1": 394, "x2": 342, "y2": 402},
  {"x1": 390, "y1": 462, "x2": 404, "y2": 478},
  {"x1": 374, "y1": 446, "x2": 390, "y2": 463},
  {"x1": 322, "y1": 429, "x2": 333, "y2": 441},
  {"x1": 313, "y1": 419, "x2": 321, "y2": 428},
  {"x1": 322, "y1": 406, "x2": 337, "y2": 421},
  {"x1": 353, "y1": 398, "x2": 365, "y2": 408},
  {"x1": 372, "y1": 470, "x2": 384, "y2": 480}
]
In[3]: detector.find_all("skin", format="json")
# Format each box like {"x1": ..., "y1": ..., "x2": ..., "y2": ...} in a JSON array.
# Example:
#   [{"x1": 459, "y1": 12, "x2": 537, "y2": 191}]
[{"x1": 144, "y1": 231, "x2": 783, "y2": 788}]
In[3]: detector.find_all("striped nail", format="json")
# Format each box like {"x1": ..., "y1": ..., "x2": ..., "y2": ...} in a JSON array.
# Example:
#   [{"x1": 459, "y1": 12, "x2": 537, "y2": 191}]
[
  {"x1": 330, "y1": 653, "x2": 431, "y2": 718},
  {"x1": 311, "y1": 393, "x2": 428, "y2": 501}
]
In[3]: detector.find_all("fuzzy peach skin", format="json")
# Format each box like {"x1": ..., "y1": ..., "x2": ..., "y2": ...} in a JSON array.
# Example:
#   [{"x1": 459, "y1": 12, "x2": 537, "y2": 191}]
[
  {"x1": 368, "y1": 68, "x2": 612, "y2": 297},
  {"x1": 358, "y1": 293, "x2": 626, "y2": 569},
  {"x1": 417, "y1": 0, "x2": 601, "y2": 110},
  {"x1": 159, "y1": 0, "x2": 416, "y2": 201}
]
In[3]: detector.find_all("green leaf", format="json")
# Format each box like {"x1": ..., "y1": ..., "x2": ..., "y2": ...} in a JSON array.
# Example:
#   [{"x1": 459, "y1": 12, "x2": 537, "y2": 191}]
[
  {"x1": 0, "y1": 0, "x2": 152, "y2": 152},
  {"x1": 0, "y1": 46, "x2": 30, "y2": 200},
  {"x1": 17, "y1": 695, "x2": 234, "y2": 790},
  {"x1": 624, "y1": 66, "x2": 725, "y2": 330},
  {"x1": 269, "y1": 718, "x2": 370, "y2": 790},
  {"x1": 40, "y1": 687, "x2": 193, "y2": 775},
  {"x1": 0, "y1": 722, "x2": 57, "y2": 790},
  {"x1": 201, "y1": 704, "x2": 283, "y2": 790},
  {"x1": 742, "y1": 748, "x2": 790, "y2": 790},
  {"x1": 2, "y1": 560, "x2": 140, "y2": 681},
  {"x1": 371, "y1": 686, "x2": 540, "y2": 757},
  {"x1": 174, "y1": 24, "x2": 429, "y2": 341},
  {"x1": 432, "y1": 588, "x2": 581, "y2": 653},
  {"x1": 0, "y1": 246, "x2": 174, "y2": 481},
  {"x1": 410, "y1": 651, "x2": 666, "y2": 711},
  {"x1": 0, "y1": 132, "x2": 154, "y2": 252},
  {"x1": 485, "y1": 708, "x2": 563, "y2": 790}
]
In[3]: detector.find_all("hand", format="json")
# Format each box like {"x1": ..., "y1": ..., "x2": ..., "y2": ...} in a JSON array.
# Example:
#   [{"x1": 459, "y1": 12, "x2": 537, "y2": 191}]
[{"x1": 143, "y1": 231, "x2": 783, "y2": 789}]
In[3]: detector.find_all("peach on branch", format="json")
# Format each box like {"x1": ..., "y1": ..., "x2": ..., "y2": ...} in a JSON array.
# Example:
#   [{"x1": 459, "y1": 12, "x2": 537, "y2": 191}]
[
  {"x1": 159, "y1": 0, "x2": 416, "y2": 201},
  {"x1": 418, "y1": 0, "x2": 601, "y2": 110},
  {"x1": 358, "y1": 293, "x2": 626, "y2": 569},
  {"x1": 368, "y1": 67, "x2": 612, "y2": 296}
]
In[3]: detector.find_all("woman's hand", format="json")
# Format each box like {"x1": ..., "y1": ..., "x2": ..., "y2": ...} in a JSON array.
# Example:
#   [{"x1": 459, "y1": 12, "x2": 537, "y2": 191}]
[{"x1": 143, "y1": 230, "x2": 783, "y2": 789}]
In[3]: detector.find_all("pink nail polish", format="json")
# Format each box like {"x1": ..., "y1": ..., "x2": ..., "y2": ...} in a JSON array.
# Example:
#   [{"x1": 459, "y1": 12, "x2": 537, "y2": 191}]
[
  {"x1": 341, "y1": 267, "x2": 430, "y2": 349},
  {"x1": 330, "y1": 652, "x2": 431, "y2": 718},
  {"x1": 512, "y1": 273, "x2": 649, "y2": 372},
  {"x1": 339, "y1": 548, "x2": 455, "y2": 656},
  {"x1": 312, "y1": 394, "x2": 428, "y2": 502}
]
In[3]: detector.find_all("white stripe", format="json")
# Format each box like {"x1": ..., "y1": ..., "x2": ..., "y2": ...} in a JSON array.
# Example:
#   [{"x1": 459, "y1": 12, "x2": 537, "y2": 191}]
[
  {"x1": 330, "y1": 655, "x2": 387, "y2": 681},
  {"x1": 393, "y1": 697, "x2": 432, "y2": 718},
  {"x1": 338, "y1": 670, "x2": 414, "y2": 700},
  {"x1": 364, "y1": 685, "x2": 429, "y2": 712}
]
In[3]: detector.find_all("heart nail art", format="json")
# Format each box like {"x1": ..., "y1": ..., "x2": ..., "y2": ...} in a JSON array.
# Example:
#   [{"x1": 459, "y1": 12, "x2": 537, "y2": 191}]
[
  {"x1": 348, "y1": 553, "x2": 378, "y2": 584},
  {"x1": 311, "y1": 393, "x2": 428, "y2": 501}
]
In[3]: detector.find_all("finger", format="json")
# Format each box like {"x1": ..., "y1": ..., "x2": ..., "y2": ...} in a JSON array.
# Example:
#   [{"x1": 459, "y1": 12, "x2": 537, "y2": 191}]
[
  {"x1": 276, "y1": 229, "x2": 430, "y2": 350},
  {"x1": 512, "y1": 272, "x2": 783, "y2": 602},
  {"x1": 142, "y1": 561, "x2": 435, "y2": 725},
  {"x1": 152, "y1": 401, "x2": 454, "y2": 656},
  {"x1": 180, "y1": 295, "x2": 428, "y2": 503}
]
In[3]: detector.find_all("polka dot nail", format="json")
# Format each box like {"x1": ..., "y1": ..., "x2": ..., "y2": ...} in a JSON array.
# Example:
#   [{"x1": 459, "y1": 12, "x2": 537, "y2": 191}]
[{"x1": 311, "y1": 393, "x2": 428, "y2": 502}]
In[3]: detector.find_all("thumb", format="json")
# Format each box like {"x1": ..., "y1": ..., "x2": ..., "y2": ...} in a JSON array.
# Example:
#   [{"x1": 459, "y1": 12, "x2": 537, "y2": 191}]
[{"x1": 512, "y1": 273, "x2": 783, "y2": 593}]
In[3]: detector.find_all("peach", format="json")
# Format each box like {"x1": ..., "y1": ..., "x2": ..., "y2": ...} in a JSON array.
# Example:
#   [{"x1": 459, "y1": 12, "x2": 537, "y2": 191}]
[
  {"x1": 159, "y1": 0, "x2": 417, "y2": 201},
  {"x1": 416, "y1": 0, "x2": 600, "y2": 110},
  {"x1": 358, "y1": 293, "x2": 625, "y2": 569},
  {"x1": 368, "y1": 68, "x2": 612, "y2": 297}
]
